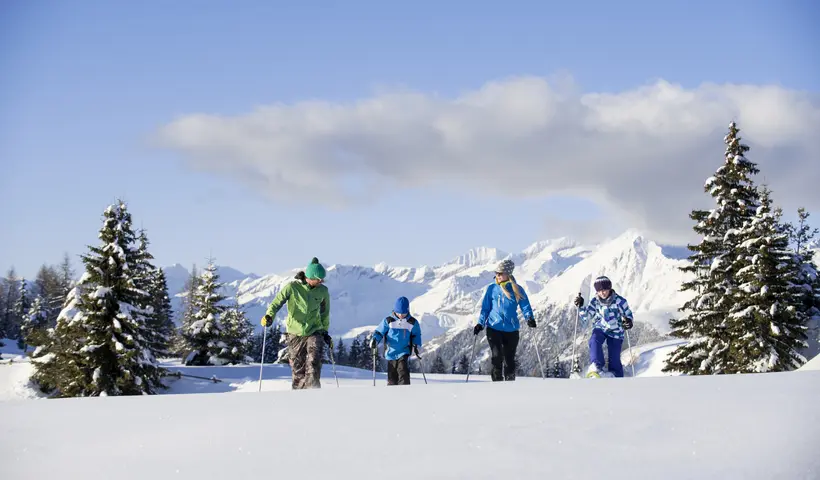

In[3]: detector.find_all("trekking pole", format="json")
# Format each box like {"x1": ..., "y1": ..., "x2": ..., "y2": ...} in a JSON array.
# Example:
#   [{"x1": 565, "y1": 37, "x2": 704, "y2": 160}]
[
  {"x1": 625, "y1": 329, "x2": 636, "y2": 377},
  {"x1": 465, "y1": 334, "x2": 479, "y2": 383},
  {"x1": 372, "y1": 345, "x2": 377, "y2": 387},
  {"x1": 533, "y1": 330, "x2": 546, "y2": 379},
  {"x1": 570, "y1": 296, "x2": 581, "y2": 375},
  {"x1": 328, "y1": 339, "x2": 339, "y2": 388},
  {"x1": 415, "y1": 353, "x2": 428, "y2": 384},
  {"x1": 257, "y1": 324, "x2": 269, "y2": 392}
]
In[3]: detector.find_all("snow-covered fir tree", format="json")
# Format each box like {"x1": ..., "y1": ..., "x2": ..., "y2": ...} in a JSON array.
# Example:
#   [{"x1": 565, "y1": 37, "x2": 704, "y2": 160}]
[
  {"x1": 13, "y1": 278, "x2": 31, "y2": 346},
  {"x1": 30, "y1": 201, "x2": 164, "y2": 396},
  {"x1": 1, "y1": 267, "x2": 20, "y2": 340},
  {"x1": 146, "y1": 268, "x2": 175, "y2": 358},
  {"x1": 181, "y1": 260, "x2": 230, "y2": 366},
  {"x1": 220, "y1": 303, "x2": 254, "y2": 364},
  {"x1": 786, "y1": 208, "x2": 820, "y2": 341},
  {"x1": 250, "y1": 324, "x2": 281, "y2": 364},
  {"x1": 21, "y1": 296, "x2": 49, "y2": 350},
  {"x1": 174, "y1": 264, "x2": 200, "y2": 355},
  {"x1": 665, "y1": 122, "x2": 762, "y2": 375},
  {"x1": 726, "y1": 187, "x2": 809, "y2": 372}
]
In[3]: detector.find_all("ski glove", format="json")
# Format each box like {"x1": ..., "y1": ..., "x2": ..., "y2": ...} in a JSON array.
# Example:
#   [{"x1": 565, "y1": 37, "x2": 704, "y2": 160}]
[
  {"x1": 527, "y1": 318, "x2": 537, "y2": 328},
  {"x1": 574, "y1": 294, "x2": 584, "y2": 307},
  {"x1": 261, "y1": 315, "x2": 273, "y2": 327},
  {"x1": 473, "y1": 324, "x2": 484, "y2": 335},
  {"x1": 369, "y1": 337, "x2": 379, "y2": 350},
  {"x1": 319, "y1": 330, "x2": 332, "y2": 346},
  {"x1": 622, "y1": 318, "x2": 633, "y2": 330},
  {"x1": 413, "y1": 345, "x2": 423, "y2": 356}
]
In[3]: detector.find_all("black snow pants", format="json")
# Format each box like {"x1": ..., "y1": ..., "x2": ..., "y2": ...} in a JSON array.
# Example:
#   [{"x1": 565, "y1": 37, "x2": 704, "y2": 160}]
[
  {"x1": 387, "y1": 355, "x2": 411, "y2": 385},
  {"x1": 486, "y1": 327, "x2": 520, "y2": 381}
]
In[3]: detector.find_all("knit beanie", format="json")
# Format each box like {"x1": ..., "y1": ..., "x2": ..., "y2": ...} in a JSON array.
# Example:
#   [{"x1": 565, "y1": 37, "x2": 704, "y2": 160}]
[
  {"x1": 393, "y1": 296, "x2": 410, "y2": 315},
  {"x1": 305, "y1": 257, "x2": 326, "y2": 280}
]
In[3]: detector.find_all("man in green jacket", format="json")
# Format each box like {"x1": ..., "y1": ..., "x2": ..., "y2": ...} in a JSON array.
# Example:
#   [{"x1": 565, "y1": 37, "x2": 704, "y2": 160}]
[{"x1": 261, "y1": 257, "x2": 332, "y2": 389}]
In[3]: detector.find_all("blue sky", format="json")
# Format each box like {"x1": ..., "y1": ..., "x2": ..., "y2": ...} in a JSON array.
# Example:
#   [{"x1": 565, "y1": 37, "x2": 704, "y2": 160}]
[{"x1": 2, "y1": 0, "x2": 819, "y2": 279}]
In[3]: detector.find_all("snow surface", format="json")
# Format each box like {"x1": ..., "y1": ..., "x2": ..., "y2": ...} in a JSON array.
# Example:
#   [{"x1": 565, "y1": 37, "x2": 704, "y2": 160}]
[{"x1": 2, "y1": 366, "x2": 818, "y2": 479}]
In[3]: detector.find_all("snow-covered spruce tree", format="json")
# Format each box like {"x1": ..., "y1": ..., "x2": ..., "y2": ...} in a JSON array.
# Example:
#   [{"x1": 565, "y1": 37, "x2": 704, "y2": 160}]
[
  {"x1": 348, "y1": 337, "x2": 362, "y2": 368},
  {"x1": 13, "y1": 278, "x2": 31, "y2": 347},
  {"x1": 146, "y1": 268, "x2": 175, "y2": 358},
  {"x1": 1, "y1": 267, "x2": 20, "y2": 341},
  {"x1": 21, "y1": 296, "x2": 49, "y2": 350},
  {"x1": 220, "y1": 303, "x2": 254, "y2": 364},
  {"x1": 30, "y1": 201, "x2": 163, "y2": 396},
  {"x1": 174, "y1": 264, "x2": 200, "y2": 356},
  {"x1": 665, "y1": 122, "x2": 761, "y2": 375},
  {"x1": 786, "y1": 208, "x2": 820, "y2": 349},
  {"x1": 30, "y1": 285, "x2": 85, "y2": 394},
  {"x1": 727, "y1": 187, "x2": 809, "y2": 371},
  {"x1": 133, "y1": 230, "x2": 174, "y2": 361},
  {"x1": 182, "y1": 261, "x2": 229, "y2": 366}
]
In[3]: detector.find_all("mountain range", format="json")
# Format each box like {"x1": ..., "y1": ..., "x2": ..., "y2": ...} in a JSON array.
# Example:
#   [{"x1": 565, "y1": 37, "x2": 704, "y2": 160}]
[{"x1": 163, "y1": 229, "x2": 696, "y2": 344}]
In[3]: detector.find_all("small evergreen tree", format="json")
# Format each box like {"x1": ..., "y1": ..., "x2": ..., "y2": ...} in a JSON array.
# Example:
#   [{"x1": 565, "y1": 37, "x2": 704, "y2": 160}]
[
  {"x1": 665, "y1": 122, "x2": 761, "y2": 375},
  {"x1": 1, "y1": 267, "x2": 20, "y2": 340},
  {"x1": 348, "y1": 337, "x2": 362, "y2": 368},
  {"x1": 334, "y1": 337, "x2": 347, "y2": 366},
  {"x1": 174, "y1": 264, "x2": 200, "y2": 355},
  {"x1": 21, "y1": 296, "x2": 49, "y2": 350},
  {"x1": 457, "y1": 354, "x2": 470, "y2": 375},
  {"x1": 146, "y1": 268, "x2": 175, "y2": 358},
  {"x1": 431, "y1": 353, "x2": 447, "y2": 374},
  {"x1": 181, "y1": 260, "x2": 229, "y2": 365},
  {"x1": 221, "y1": 303, "x2": 254, "y2": 364},
  {"x1": 13, "y1": 278, "x2": 31, "y2": 346},
  {"x1": 35, "y1": 264, "x2": 63, "y2": 327}
]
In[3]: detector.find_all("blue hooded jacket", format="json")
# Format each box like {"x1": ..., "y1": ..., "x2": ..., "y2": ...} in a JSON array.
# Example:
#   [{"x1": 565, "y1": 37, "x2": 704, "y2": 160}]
[
  {"x1": 372, "y1": 315, "x2": 422, "y2": 361},
  {"x1": 477, "y1": 280, "x2": 535, "y2": 332}
]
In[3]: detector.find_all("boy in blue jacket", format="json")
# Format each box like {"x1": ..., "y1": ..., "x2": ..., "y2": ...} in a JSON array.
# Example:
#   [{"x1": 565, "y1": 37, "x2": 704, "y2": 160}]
[
  {"x1": 370, "y1": 296, "x2": 422, "y2": 386},
  {"x1": 574, "y1": 276, "x2": 634, "y2": 377}
]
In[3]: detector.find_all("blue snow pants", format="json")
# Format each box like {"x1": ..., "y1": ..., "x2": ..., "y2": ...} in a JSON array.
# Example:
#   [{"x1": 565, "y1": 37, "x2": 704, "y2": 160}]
[{"x1": 589, "y1": 328, "x2": 624, "y2": 377}]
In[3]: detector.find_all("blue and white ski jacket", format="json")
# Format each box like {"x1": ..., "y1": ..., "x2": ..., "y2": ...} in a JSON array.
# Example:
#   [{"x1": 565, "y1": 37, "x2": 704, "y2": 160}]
[
  {"x1": 477, "y1": 281, "x2": 535, "y2": 333},
  {"x1": 578, "y1": 292, "x2": 634, "y2": 339},
  {"x1": 372, "y1": 315, "x2": 422, "y2": 361}
]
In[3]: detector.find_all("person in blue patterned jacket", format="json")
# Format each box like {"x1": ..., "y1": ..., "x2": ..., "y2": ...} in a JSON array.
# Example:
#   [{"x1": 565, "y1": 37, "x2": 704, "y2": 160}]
[
  {"x1": 370, "y1": 296, "x2": 422, "y2": 386},
  {"x1": 472, "y1": 259, "x2": 537, "y2": 381},
  {"x1": 573, "y1": 276, "x2": 634, "y2": 377}
]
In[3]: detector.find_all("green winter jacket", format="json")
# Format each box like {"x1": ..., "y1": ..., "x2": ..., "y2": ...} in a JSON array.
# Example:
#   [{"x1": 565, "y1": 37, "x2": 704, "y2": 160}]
[{"x1": 265, "y1": 280, "x2": 330, "y2": 337}]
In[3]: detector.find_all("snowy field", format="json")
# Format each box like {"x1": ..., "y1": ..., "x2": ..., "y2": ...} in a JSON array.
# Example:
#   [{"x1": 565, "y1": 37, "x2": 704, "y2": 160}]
[{"x1": 2, "y1": 341, "x2": 819, "y2": 479}]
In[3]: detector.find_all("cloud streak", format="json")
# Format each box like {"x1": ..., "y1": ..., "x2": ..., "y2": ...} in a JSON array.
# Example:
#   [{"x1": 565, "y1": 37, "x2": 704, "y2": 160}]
[{"x1": 156, "y1": 75, "x2": 820, "y2": 243}]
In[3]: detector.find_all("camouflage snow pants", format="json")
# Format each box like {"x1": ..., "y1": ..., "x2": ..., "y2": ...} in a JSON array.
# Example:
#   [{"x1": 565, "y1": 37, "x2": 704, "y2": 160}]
[{"x1": 287, "y1": 333, "x2": 324, "y2": 389}]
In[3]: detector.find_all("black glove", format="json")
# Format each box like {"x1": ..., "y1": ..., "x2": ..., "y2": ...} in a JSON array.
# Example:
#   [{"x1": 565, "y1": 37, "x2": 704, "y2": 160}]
[
  {"x1": 527, "y1": 318, "x2": 537, "y2": 328},
  {"x1": 260, "y1": 315, "x2": 273, "y2": 327},
  {"x1": 369, "y1": 337, "x2": 379, "y2": 350},
  {"x1": 473, "y1": 324, "x2": 484, "y2": 335},
  {"x1": 622, "y1": 318, "x2": 633, "y2": 330},
  {"x1": 574, "y1": 294, "x2": 584, "y2": 307},
  {"x1": 319, "y1": 331, "x2": 332, "y2": 346}
]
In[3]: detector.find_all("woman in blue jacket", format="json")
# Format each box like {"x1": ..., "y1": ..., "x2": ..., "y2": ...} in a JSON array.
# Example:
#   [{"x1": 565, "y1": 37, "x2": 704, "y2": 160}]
[
  {"x1": 370, "y1": 296, "x2": 422, "y2": 386},
  {"x1": 472, "y1": 259, "x2": 536, "y2": 381}
]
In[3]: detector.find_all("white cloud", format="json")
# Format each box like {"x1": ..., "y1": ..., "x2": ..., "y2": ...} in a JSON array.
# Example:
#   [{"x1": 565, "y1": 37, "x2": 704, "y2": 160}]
[{"x1": 156, "y1": 75, "x2": 820, "y2": 244}]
